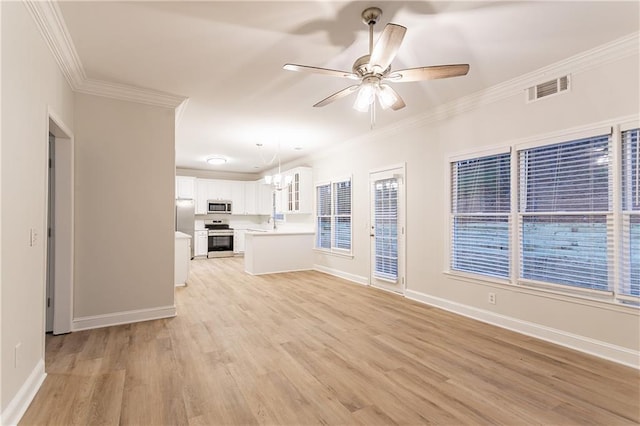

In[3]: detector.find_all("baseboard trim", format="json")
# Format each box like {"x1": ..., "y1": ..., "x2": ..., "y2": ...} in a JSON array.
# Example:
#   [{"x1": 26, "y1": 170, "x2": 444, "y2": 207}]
[
  {"x1": 405, "y1": 290, "x2": 639, "y2": 369},
  {"x1": 72, "y1": 305, "x2": 176, "y2": 331},
  {"x1": 1, "y1": 359, "x2": 46, "y2": 426},
  {"x1": 313, "y1": 264, "x2": 369, "y2": 286}
]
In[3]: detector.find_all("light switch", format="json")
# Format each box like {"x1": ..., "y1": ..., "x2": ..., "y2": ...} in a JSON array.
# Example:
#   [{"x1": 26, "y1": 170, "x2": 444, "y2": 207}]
[{"x1": 30, "y1": 228, "x2": 37, "y2": 247}]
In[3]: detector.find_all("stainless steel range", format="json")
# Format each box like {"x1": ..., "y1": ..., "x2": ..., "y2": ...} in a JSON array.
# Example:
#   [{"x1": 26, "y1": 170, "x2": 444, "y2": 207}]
[{"x1": 204, "y1": 219, "x2": 234, "y2": 258}]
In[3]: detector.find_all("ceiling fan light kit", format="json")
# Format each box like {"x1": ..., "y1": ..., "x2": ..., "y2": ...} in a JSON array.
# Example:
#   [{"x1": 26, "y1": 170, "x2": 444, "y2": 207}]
[{"x1": 283, "y1": 7, "x2": 470, "y2": 126}]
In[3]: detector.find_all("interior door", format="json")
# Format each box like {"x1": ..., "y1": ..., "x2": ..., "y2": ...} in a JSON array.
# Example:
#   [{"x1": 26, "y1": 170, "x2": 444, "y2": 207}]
[
  {"x1": 46, "y1": 133, "x2": 55, "y2": 332},
  {"x1": 370, "y1": 166, "x2": 405, "y2": 294}
]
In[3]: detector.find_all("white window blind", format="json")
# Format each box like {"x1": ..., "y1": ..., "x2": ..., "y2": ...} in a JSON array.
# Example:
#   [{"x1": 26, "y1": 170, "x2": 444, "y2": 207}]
[
  {"x1": 316, "y1": 184, "x2": 331, "y2": 249},
  {"x1": 621, "y1": 128, "x2": 639, "y2": 297},
  {"x1": 374, "y1": 178, "x2": 399, "y2": 280},
  {"x1": 315, "y1": 179, "x2": 352, "y2": 253},
  {"x1": 518, "y1": 134, "x2": 612, "y2": 292},
  {"x1": 333, "y1": 180, "x2": 352, "y2": 251},
  {"x1": 451, "y1": 153, "x2": 511, "y2": 279}
]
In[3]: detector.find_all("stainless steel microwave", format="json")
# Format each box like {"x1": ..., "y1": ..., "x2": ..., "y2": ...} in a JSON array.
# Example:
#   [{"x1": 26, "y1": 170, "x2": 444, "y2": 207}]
[{"x1": 207, "y1": 200, "x2": 232, "y2": 214}]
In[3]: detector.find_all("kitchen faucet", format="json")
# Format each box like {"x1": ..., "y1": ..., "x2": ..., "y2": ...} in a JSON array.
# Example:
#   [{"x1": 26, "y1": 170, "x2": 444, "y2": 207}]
[{"x1": 267, "y1": 216, "x2": 277, "y2": 230}]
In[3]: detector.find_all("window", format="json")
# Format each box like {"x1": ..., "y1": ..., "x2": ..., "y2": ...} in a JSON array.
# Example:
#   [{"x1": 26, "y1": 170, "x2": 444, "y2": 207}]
[
  {"x1": 622, "y1": 128, "x2": 639, "y2": 297},
  {"x1": 315, "y1": 178, "x2": 352, "y2": 253},
  {"x1": 333, "y1": 180, "x2": 352, "y2": 251},
  {"x1": 448, "y1": 122, "x2": 639, "y2": 306},
  {"x1": 316, "y1": 184, "x2": 331, "y2": 249},
  {"x1": 450, "y1": 152, "x2": 511, "y2": 279},
  {"x1": 518, "y1": 135, "x2": 612, "y2": 292}
]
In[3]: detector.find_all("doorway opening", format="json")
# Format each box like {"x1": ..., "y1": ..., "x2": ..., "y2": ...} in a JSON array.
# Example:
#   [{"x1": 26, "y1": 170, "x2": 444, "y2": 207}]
[
  {"x1": 46, "y1": 113, "x2": 73, "y2": 335},
  {"x1": 369, "y1": 164, "x2": 406, "y2": 294}
]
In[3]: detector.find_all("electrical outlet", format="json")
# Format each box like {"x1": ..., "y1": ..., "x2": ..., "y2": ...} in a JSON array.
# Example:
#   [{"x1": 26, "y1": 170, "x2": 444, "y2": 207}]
[{"x1": 488, "y1": 292, "x2": 496, "y2": 305}]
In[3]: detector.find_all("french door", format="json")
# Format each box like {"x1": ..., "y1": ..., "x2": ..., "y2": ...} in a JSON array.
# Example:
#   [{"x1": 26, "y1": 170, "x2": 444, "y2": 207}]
[{"x1": 369, "y1": 166, "x2": 405, "y2": 294}]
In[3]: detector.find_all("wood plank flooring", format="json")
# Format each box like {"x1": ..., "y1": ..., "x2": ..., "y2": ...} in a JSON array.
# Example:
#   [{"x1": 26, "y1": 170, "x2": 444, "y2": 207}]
[{"x1": 21, "y1": 257, "x2": 640, "y2": 425}]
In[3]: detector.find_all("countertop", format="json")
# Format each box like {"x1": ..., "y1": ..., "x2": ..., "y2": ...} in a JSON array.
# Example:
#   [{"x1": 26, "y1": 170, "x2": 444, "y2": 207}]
[
  {"x1": 175, "y1": 231, "x2": 192, "y2": 239},
  {"x1": 245, "y1": 229, "x2": 315, "y2": 236}
]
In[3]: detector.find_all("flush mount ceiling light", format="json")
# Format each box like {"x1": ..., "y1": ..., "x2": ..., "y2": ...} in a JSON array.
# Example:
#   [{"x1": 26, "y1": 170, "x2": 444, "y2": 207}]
[{"x1": 206, "y1": 156, "x2": 227, "y2": 166}]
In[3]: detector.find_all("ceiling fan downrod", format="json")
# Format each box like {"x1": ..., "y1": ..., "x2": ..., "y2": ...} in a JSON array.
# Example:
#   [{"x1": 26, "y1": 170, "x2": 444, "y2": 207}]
[{"x1": 361, "y1": 7, "x2": 382, "y2": 55}]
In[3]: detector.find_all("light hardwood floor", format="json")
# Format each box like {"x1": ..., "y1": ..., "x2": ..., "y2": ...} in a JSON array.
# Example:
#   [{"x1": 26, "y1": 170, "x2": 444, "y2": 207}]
[{"x1": 21, "y1": 257, "x2": 639, "y2": 425}]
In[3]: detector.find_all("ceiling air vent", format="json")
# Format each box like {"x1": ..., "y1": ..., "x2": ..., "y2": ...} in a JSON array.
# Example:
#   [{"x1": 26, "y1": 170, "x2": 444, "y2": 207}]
[{"x1": 526, "y1": 75, "x2": 570, "y2": 103}]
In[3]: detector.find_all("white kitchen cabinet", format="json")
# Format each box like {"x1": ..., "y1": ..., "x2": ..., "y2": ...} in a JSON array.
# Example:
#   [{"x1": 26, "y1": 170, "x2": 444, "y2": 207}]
[
  {"x1": 283, "y1": 167, "x2": 312, "y2": 214},
  {"x1": 257, "y1": 180, "x2": 274, "y2": 215},
  {"x1": 234, "y1": 229, "x2": 246, "y2": 253},
  {"x1": 195, "y1": 178, "x2": 274, "y2": 216},
  {"x1": 176, "y1": 176, "x2": 196, "y2": 200},
  {"x1": 195, "y1": 179, "x2": 208, "y2": 214},
  {"x1": 194, "y1": 230, "x2": 208, "y2": 256},
  {"x1": 230, "y1": 181, "x2": 245, "y2": 214},
  {"x1": 210, "y1": 179, "x2": 232, "y2": 201},
  {"x1": 195, "y1": 179, "x2": 234, "y2": 214},
  {"x1": 244, "y1": 182, "x2": 257, "y2": 215}
]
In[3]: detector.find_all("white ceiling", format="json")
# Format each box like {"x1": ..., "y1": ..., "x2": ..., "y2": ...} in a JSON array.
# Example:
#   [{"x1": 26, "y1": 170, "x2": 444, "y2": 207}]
[{"x1": 57, "y1": 1, "x2": 639, "y2": 174}]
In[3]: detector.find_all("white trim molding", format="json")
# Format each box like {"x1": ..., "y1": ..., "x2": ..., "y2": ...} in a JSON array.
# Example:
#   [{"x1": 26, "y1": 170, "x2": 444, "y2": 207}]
[
  {"x1": 314, "y1": 264, "x2": 369, "y2": 286},
  {"x1": 317, "y1": 31, "x2": 639, "y2": 161},
  {"x1": 0, "y1": 359, "x2": 46, "y2": 426},
  {"x1": 23, "y1": 0, "x2": 188, "y2": 109},
  {"x1": 77, "y1": 79, "x2": 187, "y2": 110},
  {"x1": 23, "y1": 0, "x2": 84, "y2": 89},
  {"x1": 72, "y1": 305, "x2": 176, "y2": 331},
  {"x1": 405, "y1": 290, "x2": 640, "y2": 369}
]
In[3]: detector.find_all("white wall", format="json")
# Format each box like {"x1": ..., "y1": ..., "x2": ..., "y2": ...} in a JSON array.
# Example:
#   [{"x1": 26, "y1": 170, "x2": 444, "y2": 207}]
[
  {"x1": 73, "y1": 93, "x2": 176, "y2": 324},
  {"x1": 311, "y1": 50, "x2": 640, "y2": 364},
  {"x1": 1, "y1": 1, "x2": 74, "y2": 419}
]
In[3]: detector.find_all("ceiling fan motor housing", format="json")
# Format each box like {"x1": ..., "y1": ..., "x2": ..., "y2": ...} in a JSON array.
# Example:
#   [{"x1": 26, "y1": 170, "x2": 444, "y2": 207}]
[
  {"x1": 352, "y1": 55, "x2": 371, "y2": 76},
  {"x1": 361, "y1": 7, "x2": 382, "y2": 26}
]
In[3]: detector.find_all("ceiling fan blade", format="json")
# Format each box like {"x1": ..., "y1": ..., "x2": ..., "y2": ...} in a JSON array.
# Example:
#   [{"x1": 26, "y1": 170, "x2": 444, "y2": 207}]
[
  {"x1": 283, "y1": 64, "x2": 359, "y2": 80},
  {"x1": 313, "y1": 85, "x2": 360, "y2": 108},
  {"x1": 369, "y1": 24, "x2": 407, "y2": 73},
  {"x1": 379, "y1": 84, "x2": 406, "y2": 111},
  {"x1": 386, "y1": 64, "x2": 470, "y2": 82}
]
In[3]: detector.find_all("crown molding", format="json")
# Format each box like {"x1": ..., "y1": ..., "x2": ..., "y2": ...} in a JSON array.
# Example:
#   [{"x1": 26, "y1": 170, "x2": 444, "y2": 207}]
[
  {"x1": 342, "y1": 31, "x2": 640, "y2": 149},
  {"x1": 77, "y1": 79, "x2": 187, "y2": 110},
  {"x1": 23, "y1": 0, "x2": 85, "y2": 89},
  {"x1": 415, "y1": 31, "x2": 639, "y2": 127},
  {"x1": 175, "y1": 98, "x2": 190, "y2": 126},
  {"x1": 23, "y1": 0, "x2": 187, "y2": 109}
]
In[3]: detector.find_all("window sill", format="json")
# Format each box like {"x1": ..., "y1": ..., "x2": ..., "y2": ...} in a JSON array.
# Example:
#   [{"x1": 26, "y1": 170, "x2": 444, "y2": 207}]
[
  {"x1": 313, "y1": 248, "x2": 354, "y2": 260},
  {"x1": 443, "y1": 270, "x2": 511, "y2": 287},
  {"x1": 443, "y1": 270, "x2": 639, "y2": 314},
  {"x1": 373, "y1": 274, "x2": 398, "y2": 284}
]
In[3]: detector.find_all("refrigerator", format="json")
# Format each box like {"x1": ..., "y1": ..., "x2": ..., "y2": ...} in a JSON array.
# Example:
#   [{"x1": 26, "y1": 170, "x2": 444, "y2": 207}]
[{"x1": 175, "y1": 199, "x2": 195, "y2": 259}]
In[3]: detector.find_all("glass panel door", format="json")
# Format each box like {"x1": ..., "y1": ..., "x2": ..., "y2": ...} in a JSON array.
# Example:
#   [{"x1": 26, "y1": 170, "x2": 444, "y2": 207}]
[
  {"x1": 373, "y1": 178, "x2": 398, "y2": 281},
  {"x1": 370, "y1": 166, "x2": 405, "y2": 293}
]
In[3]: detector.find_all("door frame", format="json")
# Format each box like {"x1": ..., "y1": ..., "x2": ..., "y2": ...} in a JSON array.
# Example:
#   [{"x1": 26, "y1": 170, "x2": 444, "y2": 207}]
[
  {"x1": 368, "y1": 163, "x2": 407, "y2": 294},
  {"x1": 46, "y1": 108, "x2": 74, "y2": 335}
]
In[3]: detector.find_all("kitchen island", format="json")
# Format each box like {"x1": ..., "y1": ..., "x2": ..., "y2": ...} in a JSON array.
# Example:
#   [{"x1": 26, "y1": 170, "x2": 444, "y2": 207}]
[{"x1": 244, "y1": 230, "x2": 314, "y2": 275}]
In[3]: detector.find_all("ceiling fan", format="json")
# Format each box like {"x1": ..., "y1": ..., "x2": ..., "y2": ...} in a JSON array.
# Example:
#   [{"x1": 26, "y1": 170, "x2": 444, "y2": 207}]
[{"x1": 283, "y1": 7, "x2": 469, "y2": 118}]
